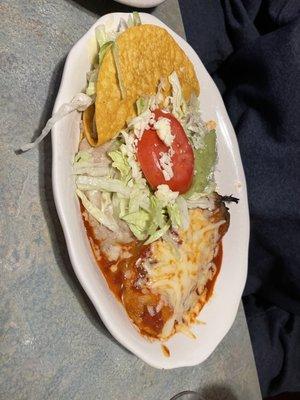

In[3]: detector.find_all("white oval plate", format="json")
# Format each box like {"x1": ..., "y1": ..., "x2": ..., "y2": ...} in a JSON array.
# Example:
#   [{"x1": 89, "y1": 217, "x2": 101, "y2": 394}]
[
  {"x1": 113, "y1": 0, "x2": 165, "y2": 8},
  {"x1": 52, "y1": 12, "x2": 249, "y2": 369}
]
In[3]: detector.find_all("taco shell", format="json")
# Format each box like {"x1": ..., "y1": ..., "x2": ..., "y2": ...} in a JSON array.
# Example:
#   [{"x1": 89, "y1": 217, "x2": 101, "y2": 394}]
[{"x1": 88, "y1": 24, "x2": 199, "y2": 146}]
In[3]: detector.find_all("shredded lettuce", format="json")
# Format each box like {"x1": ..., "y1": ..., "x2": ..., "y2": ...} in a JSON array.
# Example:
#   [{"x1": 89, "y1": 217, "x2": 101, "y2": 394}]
[
  {"x1": 135, "y1": 76, "x2": 166, "y2": 116},
  {"x1": 129, "y1": 225, "x2": 148, "y2": 241},
  {"x1": 76, "y1": 175, "x2": 130, "y2": 197},
  {"x1": 155, "y1": 184, "x2": 179, "y2": 205},
  {"x1": 136, "y1": 96, "x2": 150, "y2": 115},
  {"x1": 112, "y1": 43, "x2": 126, "y2": 99},
  {"x1": 86, "y1": 69, "x2": 99, "y2": 97},
  {"x1": 144, "y1": 222, "x2": 171, "y2": 245},
  {"x1": 93, "y1": 26, "x2": 116, "y2": 95},
  {"x1": 121, "y1": 209, "x2": 149, "y2": 230},
  {"x1": 86, "y1": 22, "x2": 121, "y2": 98},
  {"x1": 121, "y1": 209, "x2": 150, "y2": 240},
  {"x1": 127, "y1": 12, "x2": 142, "y2": 28},
  {"x1": 186, "y1": 193, "x2": 215, "y2": 210},
  {"x1": 99, "y1": 41, "x2": 113, "y2": 66},
  {"x1": 129, "y1": 187, "x2": 150, "y2": 213},
  {"x1": 176, "y1": 196, "x2": 189, "y2": 230},
  {"x1": 183, "y1": 94, "x2": 207, "y2": 149},
  {"x1": 132, "y1": 12, "x2": 142, "y2": 26},
  {"x1": 76, "y1": 189, "x2": 119, "y2": 232},
  {"x1": 118, "y1": 18, "x2": 128, "y2": 33},
  {"x1": 127, "y1": 14, "x2": 134, "y2": 28},
  {"x1": 19, "y1": 93, "x2": 92, "y2": 152},
  {"x1": 167, "y1": 203, "x2": 181, "y2": 229},
  {"x1": 99, "y1": 191, "x2": 112, "y2": 212},
  {"x1": 149, "y1": 196, "x2": 166, "y2": 230},
  {"x1": 108, "y1": 149, "x2": 131, "y2": 181},
  {"x1": 169, "y1": 71, "x2": 186, "y2": 120},
  {"x1": 74, "y1": 150, "x2": 92, "y2": 163},
  {"x1": 95, "y1": 24, "x2": 116, "y2": 49},
  {"x1": 112, "y1": 194, "x2": 128, "y2": 219},
  {"x1": 117, "y1": 13, "x2": 141, "y2": 33},
  {"x1": 120, "y1": 131, "x2": 143, "y2": 179},
  {"x1": 73, "y1": 165, "x2": 110, "y2": 177},
  {"x1": 73, "y1": 151, "x2": 111, "y2": 176}
]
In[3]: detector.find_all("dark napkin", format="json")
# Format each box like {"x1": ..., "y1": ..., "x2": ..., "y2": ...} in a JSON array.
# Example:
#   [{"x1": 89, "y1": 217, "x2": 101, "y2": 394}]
[{"x1": 179, "y1": 0, "x2": 300, "y2": 396}]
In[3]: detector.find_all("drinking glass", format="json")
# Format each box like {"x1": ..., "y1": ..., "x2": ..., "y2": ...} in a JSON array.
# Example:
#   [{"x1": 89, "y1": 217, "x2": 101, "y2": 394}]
[{"x1": 170, "y1": 391, "x2": 205, "y2": 400}]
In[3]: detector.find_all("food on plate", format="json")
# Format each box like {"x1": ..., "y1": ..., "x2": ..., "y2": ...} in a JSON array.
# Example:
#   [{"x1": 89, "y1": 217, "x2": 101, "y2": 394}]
[
  {"x1": 16, "y1": 11, "x2": 240, "y2": 349},
  {"x1": 93, "y1": 24, "x2": 199, "y2": 146},
  {"x1": 71, "y1": 14, "x2": 235, "y2": 340}
]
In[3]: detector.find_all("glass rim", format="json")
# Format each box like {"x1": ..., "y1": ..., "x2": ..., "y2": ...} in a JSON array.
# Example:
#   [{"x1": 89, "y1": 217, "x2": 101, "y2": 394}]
[{"x1": 170, "y1": 391, "x2": 203, "y2": 400}]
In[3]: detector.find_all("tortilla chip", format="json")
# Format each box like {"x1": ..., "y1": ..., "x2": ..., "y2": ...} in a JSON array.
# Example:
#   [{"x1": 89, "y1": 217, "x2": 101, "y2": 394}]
[
  {"x1": 92, "y1": 24, "x2": 199, "y2": 146},
  {"x1": 82, "y1": 104, "x2": 96, "y2": 145}
]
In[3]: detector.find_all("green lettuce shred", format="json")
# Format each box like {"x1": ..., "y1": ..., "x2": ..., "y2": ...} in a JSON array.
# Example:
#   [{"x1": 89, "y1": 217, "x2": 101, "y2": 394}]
[
  {"x1": 144, "y1": 223, "x2": 171, "y2": 245},
  {"x1": 121, "y1": 209, "x2": 150, "y2": 240},
  {"x1": 112, "y1": 43, "x2": 126, "y2": 99},
  {"x1": 132, "y1": 12, "x2": 141, "y2": 26},
  {"x1": 136, "y1": 96, "x2": 150, "y2": 115},
  {"x1": 76, "y1": 189, "x2": 119, "y2": 232},
  {"x1": 108, "y1": 150, "x2": 131, "y2": 181},
  {"x1": 167, "y1": 203, "x2": 181, "y2": 228},
  {"x1": 99, "y1": 41, "x2": 113, "y2": 66}
]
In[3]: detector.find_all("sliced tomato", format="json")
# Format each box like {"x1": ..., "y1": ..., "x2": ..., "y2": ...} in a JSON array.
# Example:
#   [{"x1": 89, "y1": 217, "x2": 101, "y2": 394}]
[{"x1": 137, "y1": 109, "x2": 194, "y2": 194}]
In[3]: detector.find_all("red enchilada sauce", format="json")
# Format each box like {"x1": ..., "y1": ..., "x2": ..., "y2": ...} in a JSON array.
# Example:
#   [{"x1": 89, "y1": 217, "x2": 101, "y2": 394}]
[{"x1": 81, "y1": 204, "x2": 223, "y2": 338}]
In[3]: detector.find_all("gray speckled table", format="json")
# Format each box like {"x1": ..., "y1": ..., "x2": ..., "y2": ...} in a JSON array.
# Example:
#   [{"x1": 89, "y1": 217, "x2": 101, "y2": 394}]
[{"x1": 0, "y1": 1, "x2": 262, "y2": 399}]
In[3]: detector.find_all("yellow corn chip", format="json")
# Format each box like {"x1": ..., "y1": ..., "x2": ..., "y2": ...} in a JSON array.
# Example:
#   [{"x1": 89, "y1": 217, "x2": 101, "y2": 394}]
[{"x1": 92, "y1": 24, "x2": 199, "y2": 146}]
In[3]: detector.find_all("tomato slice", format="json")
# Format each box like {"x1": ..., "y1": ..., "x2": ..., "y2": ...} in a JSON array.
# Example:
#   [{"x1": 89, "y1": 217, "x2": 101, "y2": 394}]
[{"x1": 137, "y1": 109, "x2": 194, "y2": 194}]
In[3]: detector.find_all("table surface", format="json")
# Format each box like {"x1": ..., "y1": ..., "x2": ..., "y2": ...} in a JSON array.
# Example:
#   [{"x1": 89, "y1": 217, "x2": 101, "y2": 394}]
[{"x1": 0, "y1": 0, "x2": 261, "y2": 399}]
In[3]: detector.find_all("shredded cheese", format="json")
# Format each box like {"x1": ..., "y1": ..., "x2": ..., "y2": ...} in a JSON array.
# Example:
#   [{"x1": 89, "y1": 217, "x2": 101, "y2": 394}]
[
  {"x1": 159, "y1": 150, "x2": 174, "y2": 181},
  {"x1": 145, "y1": 209, "x2": 225, "y2": 339},
  {"x1": 154, "y1": 117, "x2": 174, "y2": 146},
  {"x1": 128, "y1": 110, "x2": 155, "y2": 139}
]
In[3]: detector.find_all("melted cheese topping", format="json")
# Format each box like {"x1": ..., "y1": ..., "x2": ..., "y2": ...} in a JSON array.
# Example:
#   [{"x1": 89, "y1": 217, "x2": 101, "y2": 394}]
[{"x1": 145, "y1": 208, "x2": 225, "y2": 339}]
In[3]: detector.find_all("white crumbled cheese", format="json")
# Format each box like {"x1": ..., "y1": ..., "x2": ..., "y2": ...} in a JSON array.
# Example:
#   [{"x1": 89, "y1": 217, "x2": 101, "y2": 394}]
[
  {"x1": 122, "y1": 250, "x2": 132, "y2": 259},
  {"x1": 110, "y1": 264, "x2": 118, "y2": 273},
  {"x1": 128, "y1": 110, "x2": 155, "y2": 139},
  {"x1": 156, "y1": 299, "x2": 164, "y2": 313},
  {"x1": 169, "y1": 146, "x2": 175, "y2": 157},
  {"x1": 149, "y1": 77, "x2": 168, "y2": 111},
  {"x1": 155, "y1": 184, "x2": 179, "y2": 205},
  {"x1": 159, "y1": 150, "x2": 174, "y2": 181},
  {"x1": 154, "y1": 117, "x2": 174, "y2": 147},
  {"x1": 124, "y1": 270, "x2": 133, "y2": 279},
  {"x1": 147, "y1": 305, "x2": 156, "y2": 317}
]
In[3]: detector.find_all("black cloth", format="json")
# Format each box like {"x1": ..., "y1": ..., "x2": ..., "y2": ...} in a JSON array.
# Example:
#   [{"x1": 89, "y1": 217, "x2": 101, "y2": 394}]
[{"x1": 179, "y1": 0, "x2": 300, "y2": 396}]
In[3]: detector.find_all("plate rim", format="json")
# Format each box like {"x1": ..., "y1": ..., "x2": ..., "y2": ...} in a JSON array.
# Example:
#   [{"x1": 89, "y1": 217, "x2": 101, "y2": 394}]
[{"x1": 113, "y1": 0, "x2": 166, "y2": 8}]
